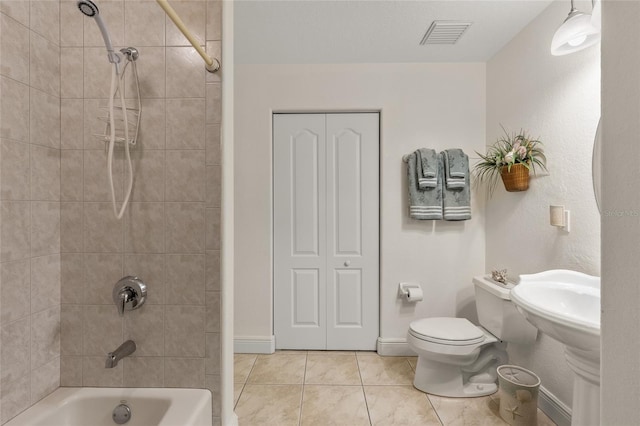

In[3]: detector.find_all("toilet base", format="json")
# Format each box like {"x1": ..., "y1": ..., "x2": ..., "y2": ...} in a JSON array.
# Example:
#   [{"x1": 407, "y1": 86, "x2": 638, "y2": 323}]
[{"x1": 413, "y1": 355, "x2": 499, "y2": 398}]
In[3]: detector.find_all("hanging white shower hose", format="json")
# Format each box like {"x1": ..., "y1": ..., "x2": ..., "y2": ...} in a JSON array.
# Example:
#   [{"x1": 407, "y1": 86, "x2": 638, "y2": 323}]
[{"x1": 107, "y1": 61, "x2": 134, "y2": 220}]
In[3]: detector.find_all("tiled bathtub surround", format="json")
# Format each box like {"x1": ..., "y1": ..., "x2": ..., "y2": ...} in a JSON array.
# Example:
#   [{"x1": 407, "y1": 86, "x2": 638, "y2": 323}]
[
  {"x1": 0, "y1": 0, "x2": 62, "y2": 423},
  {"x1": 58, "y1": 0, "x2": 223, "y2": 422},
  {"x1": 0, "y1": 0, "x2": 222, "y2": 424}
]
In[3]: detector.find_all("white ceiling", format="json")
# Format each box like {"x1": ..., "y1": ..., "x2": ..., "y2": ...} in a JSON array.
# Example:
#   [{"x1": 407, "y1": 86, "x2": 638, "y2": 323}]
[{"x1": 234, "y1": 0, "x2": 556, "y2": 64}]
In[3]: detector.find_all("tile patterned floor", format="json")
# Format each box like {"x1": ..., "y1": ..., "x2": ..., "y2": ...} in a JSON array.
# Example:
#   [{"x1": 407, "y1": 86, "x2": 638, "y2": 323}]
[{"x1": 234, "y1": 351, "x2": 557, "y2": 426}]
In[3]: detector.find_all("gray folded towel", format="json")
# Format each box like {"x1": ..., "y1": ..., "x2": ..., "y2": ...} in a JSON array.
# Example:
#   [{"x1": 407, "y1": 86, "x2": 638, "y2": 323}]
[
  {"x1": 443, "y1": 149, "x2": 468, "y2": 189},
  {"x1": 416, "y1": 148, "x2": 438, "y2": 189},
  {"x1": 441, "y1": 152, "x2": 471, "y2": 221},
  {"x1": 407, "y1": 152, "x2": 442, "y2": 220}
]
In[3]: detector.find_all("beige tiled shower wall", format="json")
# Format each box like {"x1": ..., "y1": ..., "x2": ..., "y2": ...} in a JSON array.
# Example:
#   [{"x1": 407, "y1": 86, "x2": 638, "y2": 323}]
[
  {"x1": 0, "y1": 0, "x2": 221, "y2": 424},
  {"x1": 57, "y1": 0, "x2": 223, "y2": 419},
  {"x1": 0, "y1": 0, "x2": 63, "y2": 423}
]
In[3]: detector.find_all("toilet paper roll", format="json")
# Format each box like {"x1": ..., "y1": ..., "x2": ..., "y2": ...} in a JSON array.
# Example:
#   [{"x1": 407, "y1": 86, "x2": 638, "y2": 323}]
[{"x1": 406, "y1": 287, "x2": 423, "y2": 302}]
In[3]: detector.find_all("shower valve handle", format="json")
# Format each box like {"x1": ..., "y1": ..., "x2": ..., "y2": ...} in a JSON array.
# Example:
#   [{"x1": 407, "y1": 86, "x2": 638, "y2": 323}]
[
  {"x1": 112, "y1": 276, "x2": 147, "y2": 316},
  {"x1": 117, "y1": 289, "x2": 132, "y2": 316}
]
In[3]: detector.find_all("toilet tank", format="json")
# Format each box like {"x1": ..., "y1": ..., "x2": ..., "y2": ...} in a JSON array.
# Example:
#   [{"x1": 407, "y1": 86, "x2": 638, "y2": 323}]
[{"x1": 473, "y1": 276, "x2": 538, "y2": 344}]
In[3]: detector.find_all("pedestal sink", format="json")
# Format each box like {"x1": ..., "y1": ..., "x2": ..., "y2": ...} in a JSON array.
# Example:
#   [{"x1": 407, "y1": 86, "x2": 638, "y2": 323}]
[{"x1": 510, "y1": 270, "x2": 600, "y2": 426}]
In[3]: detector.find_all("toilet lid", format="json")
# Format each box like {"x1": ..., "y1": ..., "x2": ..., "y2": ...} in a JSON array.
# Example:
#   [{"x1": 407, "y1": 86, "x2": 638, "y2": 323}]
[{"x1": 409, "y1": 317, "x2": 485, "y2": 345}]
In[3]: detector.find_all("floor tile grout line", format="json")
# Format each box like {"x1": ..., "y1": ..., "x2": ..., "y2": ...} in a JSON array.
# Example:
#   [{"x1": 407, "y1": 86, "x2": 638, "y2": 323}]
[
  {"x1": 298, "y1": 385, "x2": 305, "y2": 426},
  {"x1": 407, "y1": 357, "x2": 416, "y2": 373},
  {"x1": 232, "y1": 382, "x2": 244, "y2": 412},
  {"x1": 361, "y1": 384, "x2": 373, "y2": 425},
  {"x1": 233, "y1": 354, "x2": 258, "y2": 414},
  {"x1": 354, "y1": 352, "x2": 374, "y2": 425},
  {"x1": 355, "y1": 352, "x2": 365, "y2": 387},
  {"x1": 249, "y1": 355, "x2": 260, "y2": 385},
  {"x1": 425, "y1": 393, "x2": 445, "y2": 426},
  {"x1": 298, "y1": 352, "x2": 308, "y2": 426},
  {"x1": 243, "y1": 353, "x2": 259, "y2": 385}
]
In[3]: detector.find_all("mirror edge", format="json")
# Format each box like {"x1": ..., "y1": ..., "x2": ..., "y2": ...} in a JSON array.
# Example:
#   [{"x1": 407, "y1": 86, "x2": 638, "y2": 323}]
[{"x1": 593, "y1": 118, "x2": 602, "y2": 214}]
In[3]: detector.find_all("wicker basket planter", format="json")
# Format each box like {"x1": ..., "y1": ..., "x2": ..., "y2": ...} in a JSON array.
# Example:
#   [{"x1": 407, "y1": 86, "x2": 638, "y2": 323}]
[{"x1": 500, "y1": 163, "x2": 529, "y2": 192}]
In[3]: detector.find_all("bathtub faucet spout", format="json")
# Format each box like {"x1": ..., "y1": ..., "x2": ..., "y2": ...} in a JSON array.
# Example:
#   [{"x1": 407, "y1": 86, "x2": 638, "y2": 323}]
[{"x1": 105, "y1": 340, "x2": 136, "y2": 368}]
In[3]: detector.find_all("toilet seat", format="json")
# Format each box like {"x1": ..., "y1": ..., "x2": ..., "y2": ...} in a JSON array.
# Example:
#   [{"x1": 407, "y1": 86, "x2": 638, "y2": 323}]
[{"x1": 409, "y1": 317, "x2": 485, "y2": 346}]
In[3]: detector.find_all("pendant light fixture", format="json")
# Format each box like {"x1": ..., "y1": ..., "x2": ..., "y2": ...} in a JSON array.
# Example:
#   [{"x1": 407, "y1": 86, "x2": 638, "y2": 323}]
[{"x1": 551, "y1": 0, "x2": 600, "y2": 56}]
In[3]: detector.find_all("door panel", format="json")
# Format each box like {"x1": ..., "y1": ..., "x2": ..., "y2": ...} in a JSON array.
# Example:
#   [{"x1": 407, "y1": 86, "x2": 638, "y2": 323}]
[
  {"x1": 326, "y1": 113, "x2": 379, "y2": 350},
  {"x1": 333, "y1": 129, "x2": 362, "y2": 256},
  {"x1": 290, "y1": 131, "x2": 320, "y2": 256},
  {"x1": 333, "y1": 269, "x2": 363, "y2": 327},
  {"x1": 291, "y1": 269, "x2": 320, "y2": 326},
  {"x1": 274, "y1": 113, "x2": 378, "y2": 350},
  {"x1": 273, "y1": 114, "x2": 326, "y2": 349}
]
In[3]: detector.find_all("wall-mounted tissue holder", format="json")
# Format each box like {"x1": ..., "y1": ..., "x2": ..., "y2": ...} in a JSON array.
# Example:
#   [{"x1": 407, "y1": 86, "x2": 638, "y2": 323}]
[{"x1": 399, "y1": 282, "x2": 424, "y2": 302}]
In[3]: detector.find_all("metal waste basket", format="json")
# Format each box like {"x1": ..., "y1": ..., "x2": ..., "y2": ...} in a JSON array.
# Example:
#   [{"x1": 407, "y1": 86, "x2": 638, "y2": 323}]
[{"x1": 497, "y1": 364, "x2": 541, "y2": 426}]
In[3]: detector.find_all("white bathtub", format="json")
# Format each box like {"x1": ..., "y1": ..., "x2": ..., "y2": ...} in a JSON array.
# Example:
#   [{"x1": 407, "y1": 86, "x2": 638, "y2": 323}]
[{"x1": 5, "y1": 387, "x2": 212, "y2": 426}]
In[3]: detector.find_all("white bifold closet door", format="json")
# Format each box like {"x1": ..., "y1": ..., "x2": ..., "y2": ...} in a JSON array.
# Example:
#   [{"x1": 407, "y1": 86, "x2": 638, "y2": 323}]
[{"x1": 273, "y1": 113, "x2": 379, "y2": 350}]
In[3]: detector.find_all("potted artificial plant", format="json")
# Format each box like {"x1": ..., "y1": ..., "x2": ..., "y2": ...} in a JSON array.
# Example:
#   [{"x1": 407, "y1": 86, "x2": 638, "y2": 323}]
[{"x1": 474, "y1": 127, "x2": 548, "y2": 195}]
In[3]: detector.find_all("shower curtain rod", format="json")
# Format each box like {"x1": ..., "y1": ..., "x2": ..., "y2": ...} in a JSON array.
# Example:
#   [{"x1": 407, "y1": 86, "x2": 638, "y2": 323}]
[{"x1": 156, "y1": 0, "x2": 220, "y2": 73}]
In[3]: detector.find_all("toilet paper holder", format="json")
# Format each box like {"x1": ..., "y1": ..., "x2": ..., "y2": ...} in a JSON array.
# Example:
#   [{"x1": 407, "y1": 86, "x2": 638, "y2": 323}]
[{"x1": 399, "y1": 282, "x2": 423, "y2": 302}]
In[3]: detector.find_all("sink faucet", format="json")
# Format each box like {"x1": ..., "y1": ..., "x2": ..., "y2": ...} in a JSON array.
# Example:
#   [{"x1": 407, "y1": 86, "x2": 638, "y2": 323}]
[{"x1": 105, "y1": 340, "x2": 136, "y2": 368}]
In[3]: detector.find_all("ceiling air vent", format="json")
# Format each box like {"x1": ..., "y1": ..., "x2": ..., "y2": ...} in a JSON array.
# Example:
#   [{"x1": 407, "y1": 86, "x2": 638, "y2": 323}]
[{"x1": 420, "y1": 21, "x2": 472, "y2": 45}]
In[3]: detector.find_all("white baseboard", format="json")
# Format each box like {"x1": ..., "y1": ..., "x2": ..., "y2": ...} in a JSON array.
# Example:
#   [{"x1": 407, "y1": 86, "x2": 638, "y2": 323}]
[
  {"x1": 538, "y1": 385, "x2": 572, "y2": 426},
  {"x1": 376, "y1": 337, "x2": 416, "y2": 356},
  {"x1": 234, "y1": 336, "x2": 275, "y2": 354}
]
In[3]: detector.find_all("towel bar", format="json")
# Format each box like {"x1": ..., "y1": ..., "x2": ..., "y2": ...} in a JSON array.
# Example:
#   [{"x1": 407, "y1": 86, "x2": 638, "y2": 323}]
[{"x1": 402, "y1": 153, "x2": 412, "y2": 163}]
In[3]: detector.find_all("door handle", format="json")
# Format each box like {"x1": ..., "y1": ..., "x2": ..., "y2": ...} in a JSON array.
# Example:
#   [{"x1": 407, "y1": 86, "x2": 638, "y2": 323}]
[{"x1": 344, "y1": 260, "x2": 351, "y2": 267}]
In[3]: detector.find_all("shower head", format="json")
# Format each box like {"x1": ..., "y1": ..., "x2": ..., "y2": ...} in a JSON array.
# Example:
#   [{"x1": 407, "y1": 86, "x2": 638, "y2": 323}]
[
  {"x1": 76, "y1": 0, "x2": 120, "y2": 67},
  {"x1": 77, "y1": 0, "x2": 98, "y2": 17}
]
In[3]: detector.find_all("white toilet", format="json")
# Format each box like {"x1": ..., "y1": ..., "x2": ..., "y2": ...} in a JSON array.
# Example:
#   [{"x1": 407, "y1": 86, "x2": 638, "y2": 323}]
[{"x1": 407, "y1": 275, "x2": 538, "y2": 397}]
